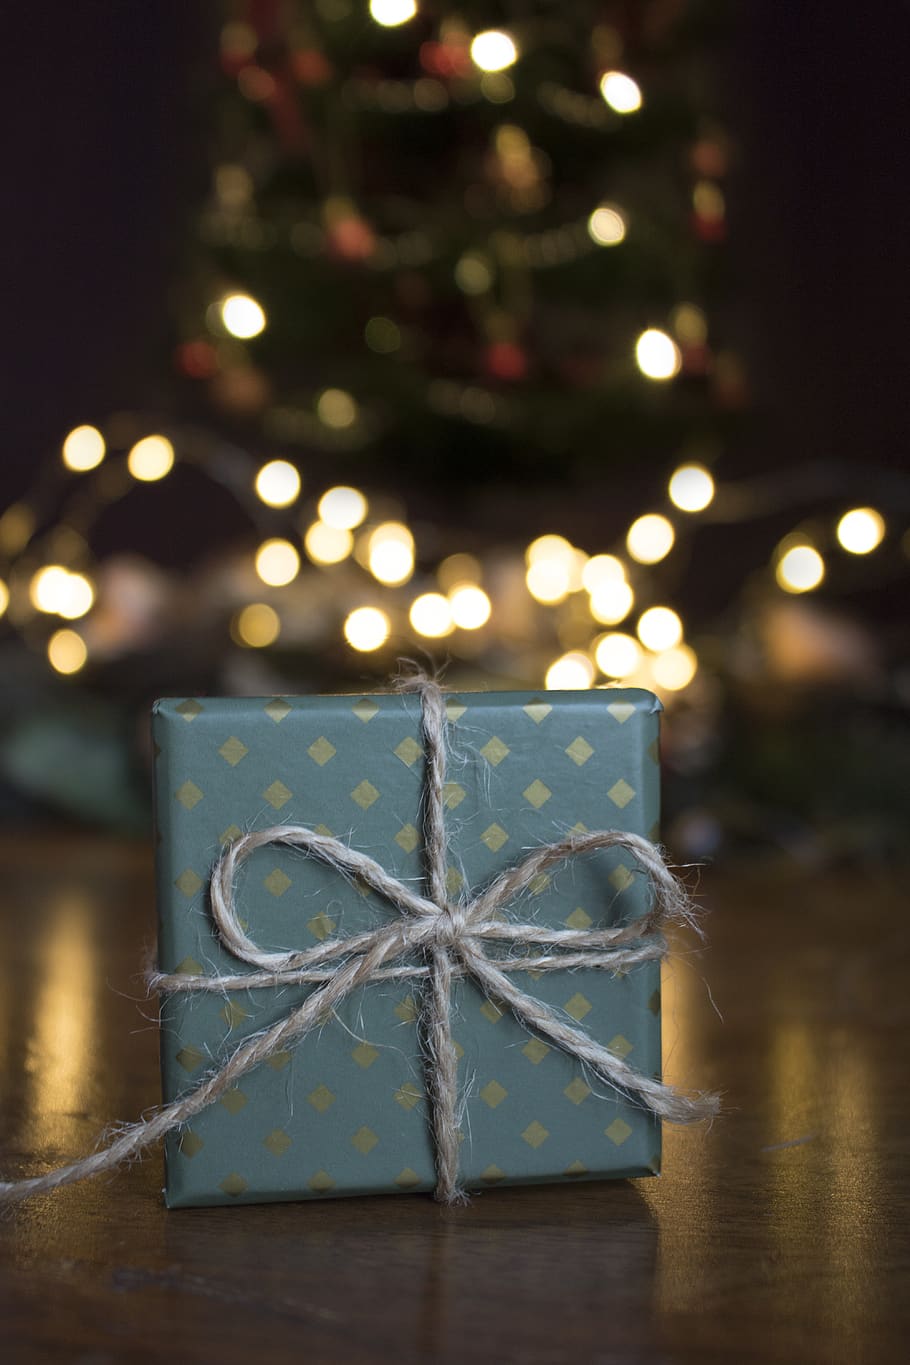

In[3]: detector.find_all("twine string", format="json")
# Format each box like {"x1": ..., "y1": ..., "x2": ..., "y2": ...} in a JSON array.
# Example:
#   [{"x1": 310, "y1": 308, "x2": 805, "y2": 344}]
[{"x1": 0, "y1": 680, "x2": 719, "y2": 1207}]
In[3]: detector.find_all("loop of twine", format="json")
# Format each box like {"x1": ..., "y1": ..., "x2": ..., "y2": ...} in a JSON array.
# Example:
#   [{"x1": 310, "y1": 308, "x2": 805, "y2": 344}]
[{"x1": 0, "y1": 680, "x2": 719, "y2": 1207}]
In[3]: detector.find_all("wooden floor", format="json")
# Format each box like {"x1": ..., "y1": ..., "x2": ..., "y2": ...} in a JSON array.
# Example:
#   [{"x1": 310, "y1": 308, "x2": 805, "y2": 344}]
[{"x1": 0, "y1": 833, "x2": 906, "y2": 1364}]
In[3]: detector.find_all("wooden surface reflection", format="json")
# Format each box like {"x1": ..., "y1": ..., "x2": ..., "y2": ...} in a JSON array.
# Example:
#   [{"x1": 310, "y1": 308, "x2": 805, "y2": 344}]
[{"x1": 0, "y1": 834, "x2": 907, "y2": 1364}]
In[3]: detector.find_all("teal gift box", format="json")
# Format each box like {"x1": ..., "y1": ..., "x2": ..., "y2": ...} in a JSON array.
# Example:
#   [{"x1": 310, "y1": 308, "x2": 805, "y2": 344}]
[{"x1": 152, "y1": 688, "x2": 665, "y2": 1207}]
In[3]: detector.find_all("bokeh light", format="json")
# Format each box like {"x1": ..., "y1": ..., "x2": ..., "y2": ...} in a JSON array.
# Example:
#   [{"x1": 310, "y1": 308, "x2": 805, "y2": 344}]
[
  {"x1": 62, "y1": 425, "x2": 105, "y2": 472},
  {"x1": 0, "y1": 578, "x2": 8, "y2": 617},
  {"x1": 368, "y1": 522, "x2": 415, "y2": 585},
  {"x1": 626, "y1": 514, "x2": 675, "y2": 564},
  {"x1": 221, "y1": 293, "x2": 266, "y2": 338},
  {"x1": 47, "y1": 628, "x2": 87, "y2": 675},
  {"x1": 364, "y1": 316, "x2": 401, "y2": 353},
  {"x1": 438, "y1": 553, "x2": 482, "y2": 591},
  {"x1": 449, "y1": 584, "x2": 491, "y2": 629},
  {"x1": 470, "y1": 31, "x2": 518, "y2": 72},
  {"x1": 56, "y1": 572, "x2": 95, "y2": 621},
  {"x1": 599, "y1": 71, "x2": 642, "y2": 114},
  {"x1": 127, "y1": 435, "x2": 175, "y2": 482},
  {"x1": 594, "y1": 632, "x2": 641, "y2": 678},
  {"x1": 836, "y1": 507, "x2": 885, "y2": 555},
  {"x1": 255, "y1": 459, "x2": 301, "y2": 508},
  {"x1": 545, "y1": 651, "x2": 595, "y2": 690},
  {"x1": 527, "y1": 558, "x2": 571, "y2": 605},
  {"x1": 651, "y1": 644, "x2": 698, "y2": 691},
  {"x1": 369, "y1": 0, "x2": 416, "y2": 26},
  {"x1": 318, "y1": 485, "x2": 368, "y2": 530},
  {"x1": 669, "y1": 463, "x2": 715, "y2": 512},
  {"x1": 304, "y1": 520, "x2": 353, "y2": 565},
  {"x1": 776, "y1": 544, "x2": 825, "y2": 593},
  {"x1": 587, "y1": 205, "x2": 626, "y2": 247},
  {"x1": 255, "y1": 538, "x2": 300, "y2": 586},
  {"x1": 344, "y1": 606, "x2": 390, "y2": 651},
  {"x1": 409, "y1": 592, "x2": 454, "y2": 638},
  {"x1": 233, "y1": 602, "x2": 280, "y2": 648},
  {"x1": 635, "y1": 329, "x2": 681, "y2": 380},
  {"x1": 637, "y1": 606, "x2": 683, "y2": 651},
  {"x1": 317, "y1": 388, "x2": 358, "y2": 428}
]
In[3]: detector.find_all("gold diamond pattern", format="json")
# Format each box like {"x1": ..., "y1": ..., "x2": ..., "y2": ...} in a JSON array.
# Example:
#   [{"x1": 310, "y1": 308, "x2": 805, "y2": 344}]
[
  {"x1": 394, "y1": 1082, "x2": 422, "y2": 1111},
  {"x1": 351, "y1": 1042, "x2": 380, "y2": 1069},
  {"x1": 606, "y1": 1118, "x2": 633, "y2": 1146},
  {"x1": 394, "y1": 995, "x2": 417, "y2": 1023},
  {"x1": 445, "y1": 866, "x2": 463, "y2": 895},
  {"x1": 480, "y1": 999, "x2": 503, "y2": 1025},
  {"x1": 263, "y1": 1128, "x2": 292, "y2": 1156},
  {"x1": 268, "y1": 1051, "x2": 292, "y2": 1071},
  {"x1": 176, "y1": 1045, "x2": 205, "y2": 1073},
  {"x1": 522, "y1": 1120, "x2": 550, "y2": 1149},
  {"x1": 308, "y1": 736, "x2": 336, "y2": 766},
  {"x1": 480, "y1": 822, "x2": 508, "y2": 852},
  {"x1": 609, "y1": 865, "x2": 635, "y2": 893},
  {"x1": 523, "y1": 700, "x2": 552, "y2": 724},
  {"x1": 307, "y1": 911, "x2": 336, "y2": 941},
  {"x1": 308, "y1": 1170, "x2": 335, "y2": 1192},
  {"x1": 221, "y1": 1001, "x2": 250, "y2": 1029},
  {"x1": 608, "y1": 1034, "x2": 634, "y2": 1059},
  {"x1": 395, "y1": 1168, "x2": 422, "y2": 1189},
  {"x1": 607, "y1": 702, "x2": 636, "y2": 725},
  {"x1": 480, "y1": 735, "x2": 510, "y2": 766},
  {"x1": 264, "y1": 868, "x2": 292, "y2": 897},
  {"x1": 351, "y1": 779, "x2": 380, "y2": 809},
  {"x1": 565, "y1": 736, "x2": 594, "y2": 766},
  {"x1": 218, "y1": 736, "x2": 248, "y2": 767},
  {"x1": 219, "y1": 1172, "x2": 248, "y2": 1197},
  {"x1": 564, "y1": 1159, "x2": 588, "y2": 1177},
  {"x1": 351, "y1": 1126, "x2": 379, "y2": 1154},
  {"x1": 566, "y1": 907, "x2": 592, "y2": 930},
  {"x1": 480, "y1": 1080, "x2": 508, "y2": 1109},
  {"x1": 175, "y1": 868, "x2": 202, "y2": 898},
  {"x1": 608, "y1": 778, "x2": 636, "y2": 809},
  {"x1": 445, "y1": 699, "x2": 467, "y2": 722},
  {"x1": 263, "y1": 779, "x2": 293, "y2": 810},
  {"x1": 522, "y1": 1038, "x2": 550, "y2": 1065},
  {"x1": 264, "y1": 698, "x2": 291, "y2": 723},
  {"x1": 352, "y1": 698, "x2": 378, "y2": 723},
  {"x1": 307, "y1": 1084, "x2": 336, "y2": 1113},
  {"x1": 443, "y1": 782, "x2": 465, "y2": 809},
  {"x1": 174, "y1": 956, "x2": 203, "y2": 975},
  {"x1": 219, "y1": 823, "x2": 242, "y2": 845},
  {"x1": 395, "y1": 823, "x2": 419, "y2": 853},
  {"x1": 564, "y1": 992, "x2": 592, "y2": 1021},
  {"x1": 175, "y1": 780, "x2": 204, "y2": 811},
  {"x1": 179, "y1": 1130, "x2": 204, "y2": 1158},
  {"x1": 564, "y1": 1078, "x2": 591, "y2": 1106},
  {"x1": 528, "y1": 872, "x2": 550, "y2": 896},
  {"x1": 175, "y1": 698, "x2": 202, "y2": 721},
  {"x1": 523, "y1": 779, "x2": 552, "y2": 809},
  {"x1": 220, "y1": 1088, "x2": 248, "y2": 1115},
  {"x1": 481, "y1": 1164, "x2": 506, "y2": 1184},
  {"x1": 394, "y1": 736, "x2": 422, "y2": 767}
]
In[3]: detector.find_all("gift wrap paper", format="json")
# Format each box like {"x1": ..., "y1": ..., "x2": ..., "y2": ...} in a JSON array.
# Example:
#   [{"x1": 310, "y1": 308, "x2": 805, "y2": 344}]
[{"x1": 152, "y1": 689, "x2": 664, "y2": 1207}]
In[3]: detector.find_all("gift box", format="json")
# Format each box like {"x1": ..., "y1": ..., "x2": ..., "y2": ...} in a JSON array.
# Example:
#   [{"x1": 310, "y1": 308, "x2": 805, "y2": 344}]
[{"x1": 152, "y1": 687, "x2": 665, "y2": 1207}]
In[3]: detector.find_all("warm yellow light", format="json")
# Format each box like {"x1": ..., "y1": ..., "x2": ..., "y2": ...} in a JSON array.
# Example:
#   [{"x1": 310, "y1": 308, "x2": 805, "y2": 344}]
[
  {"x1": 588, "y1": 578, "x2": 634, "y2": 625},
  {"x1": 545, "y1": 651, "x2": 595, "y2": 690},
  {"x1": 637, "y1": 606, "x2": 683, "y2": 651},
  {"x1": 316, "y1": 387, "x2": 358, "y2": 429},
  {"x1": 254, "y1": 459, "x2": 301, "y2": 508},
  {"x1": 776, "y1": 544, "x2": 824, "y2": 593},
  {"x1": 368, "y1": 522, "x2": 415, "y2": 585},
  {"x1": 344, "y1": 605, "x2": 391, "y2": 651},
  {"x1": 669, "y1": 463, "x2": 715, "y2": 512},
  {"x1": 671, "y1": 303, "x2": 708, "y2": 346},
  {"x1": 526, "y1": 533, "x2": 573, "y2": 566},
  {"x1": 587, "y1": 205, "x2": 626, "y2": 246},
  {"x1": 255, "y1": 538, "x2": 300, "y2": 587},
  {"x1": 635, "y1": 328, "x2": 681, "y2": 380},
  {"x1": 364, "y1": 316, "x2": 401, "y2": 353},
  {"x1": 233, "y1": 602, "x2": 280, "y2": 648},
  {"x1": 318, "y1": 485, "x2": 368, "y2": 530},
  {"x1": 369, "y1": 0, "x2": 416, "y2": 25},
  {"x1": 599, "y1": 70, "x2": 642, "y2": 114},
  {"x1": 651, "y1": 644, "x2": 697, "y2": 691},
  {"x1": 127, "y1": 435, "x2": 175, "y2": 482},
  {"x1": 304, "y1": 520, "x2": 353, "y2": 565},
  {"x1": 449, "y1": 584, "x2": 491, "y2": 629},
  {"x1": 221, "y1": 293, "x2": 266, "y2": 339},
  {"x1": 594, "y1": 632, "x2": 641, "y2": 678},
  {"x1": 626, "y1": 513, "x2": 675, "y2": 564},
  {"x1": 30, "y1": 565, "x2": 70, "y2": 613},
  {"x1": 470, "y1": 30, "x2": 518, "y2": 72},
  {"x1": 526, "y1": 558, "x2": 571, "y2": 605},
  {"x1": 582, "y1": 554, "x2": 625, "y2": 592},
  {"x1": 0, "y1": 578, "x2": 7, "y2": 617},
  {"x1": 455, "y1": 252, "x2": 494, "y2": 295},
  {"x1": 56, "y1": 572, "x2": 95, "y2": 621},
  {"x1": 62, "y1": 424, "x2": 105, "y2": 472},
  {"x1": 836, "y1": 507, "x2": 885, "y2": 555},
  {"x1": 437, "y1": 553, "x2": 482, "y2": 591},
  {"x1": 47, "y1": 628, "x2": 87, "y2": 675},
  {"x1": 409, "y1": 592, "x2": 454, "y2": 638}
]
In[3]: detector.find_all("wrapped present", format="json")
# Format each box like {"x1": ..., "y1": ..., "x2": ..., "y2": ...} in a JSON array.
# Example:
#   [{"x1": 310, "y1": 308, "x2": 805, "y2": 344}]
[{"x1": 151, "y1": 684, "x2": 689, "y2": 1208}]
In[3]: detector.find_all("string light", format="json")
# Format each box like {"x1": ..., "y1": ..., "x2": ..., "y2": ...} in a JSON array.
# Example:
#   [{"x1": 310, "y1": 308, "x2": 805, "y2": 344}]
[
  {"x1": 582, "y1": 555, "x2": 626, "y2": 592},
  {"x1": 62, "y1": 425, "x2": 105, "y2": 472},
  {"x1": 588, "y1": 578, "x2": 634, "y2": 624},
  {"x1": 775, "y1": 544, "x2": 825, "y2": 593},
  {"x1": 637, "y1": 606, "x2": 683, "y2": 651},
  {"x1": 587, "y1": 205, "x2": 626, "y2": 246},
  {"x1": 599, "y1": 71, "x2": 642, "y2": 114},
  {"x1": 316, "y1": 388, "x2": 358, "y2": 429},
  {"x1": 47, "y1": 628, "x2": 87, "y2": 675},
  {"x1": 254, "y1": 460, "x2": 301, "y2": 508},
  {"x1": 56, "y1": 572, "x2": 94, "y2": 621},
  {"x1": 30, "y1": 565, "x2": 70, "y2": 613},
  {"x1": 127, "y1": 435, "x2": 175, "y2": 482},
  {"x1": 409, "y1": 592, "x2": 454, "y2": 638},
  {"x1": 635, "y1": 329, "x2": 681, "y2": 380},
  {"x1": 669, "y1": 463, "x2": 715, "y2": 512},
  {"x1": 594, "y1": 632, "x2": 641, "y2": 678},
  {"x1": 233, "y1": 602, "x2": 280, "y2": 648},
  {"x1": 836, "y1": 507, "x2": 885, "y2": 555},
  {"x1": 368, "y1": 522, "x2": 415, "y2": 585},
  {"x1": 0, "y1": 577, "x2": 8, "y2": 617},
  {"x1": 449, "y1": 584, "x2": 491, "y2": 629},
  {"x1": 304, "y1": 520, "x2": 354, "y2": 565},
  {"x1": 364, "y1": 316, "x2": 401, "y2": 353},
  {"x1": 220, "y1": 293, "x2": 266, "y2": 339},
  {"x1": 470, "y1": 31, "x2": 518, "y2": 73},
  {"x1": 526, "y1": 534, "x2": 574, "y2": 566},
  {"x1": 455, "y1": 252, "x2": 494, "y2": 294},
  {"x1": 651, "y1": 644, "x2": 698, "y2": 691},
  {"x1": 437, "y1": 553, "x2": 482, "y2": 591},
  {"x1": 626, "y1": 514, "x2": 675, "y2": 564},
  {"x1": 369, "y1": 0, "x2": 417, "y2": 26},
  {"x1": 527, "y1": 558, "x2": 571, "y2": 605},
  {"x1": 318, "y1": 486, "x2": 368, "y2": 530},
  {"x1": 344, "y1": 606, "x2": 390, "y2": 651},
  {"x1": 255, "y1": 538, "x2": 300, "y2": 586},
  {"x1": 545, "y1": 651, "x2": 595, "y2": 690}
]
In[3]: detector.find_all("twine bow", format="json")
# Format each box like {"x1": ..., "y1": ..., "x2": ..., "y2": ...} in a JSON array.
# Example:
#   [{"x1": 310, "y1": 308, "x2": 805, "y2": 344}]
[{"x1": 0, "y1": 680, "x2": 718, "y2": 1207}]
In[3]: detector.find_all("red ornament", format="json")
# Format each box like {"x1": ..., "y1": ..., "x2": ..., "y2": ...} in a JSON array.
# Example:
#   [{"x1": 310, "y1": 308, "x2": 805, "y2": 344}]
[
  {"x1": 484, "y1": 341, "x2": 528, "y2": 382},
  {"x1": 326, "y1": 215, "x2": 377, "y2": 263},
  {"x1": 175, "y1": 340, "x2": 218, "y2": 380}
]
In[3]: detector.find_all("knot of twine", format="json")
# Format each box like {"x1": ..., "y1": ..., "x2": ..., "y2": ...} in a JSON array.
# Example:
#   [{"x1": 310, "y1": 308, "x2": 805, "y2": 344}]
[{"x1": 0, "y1": 680, "x2": 718, "y2": 1207}]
